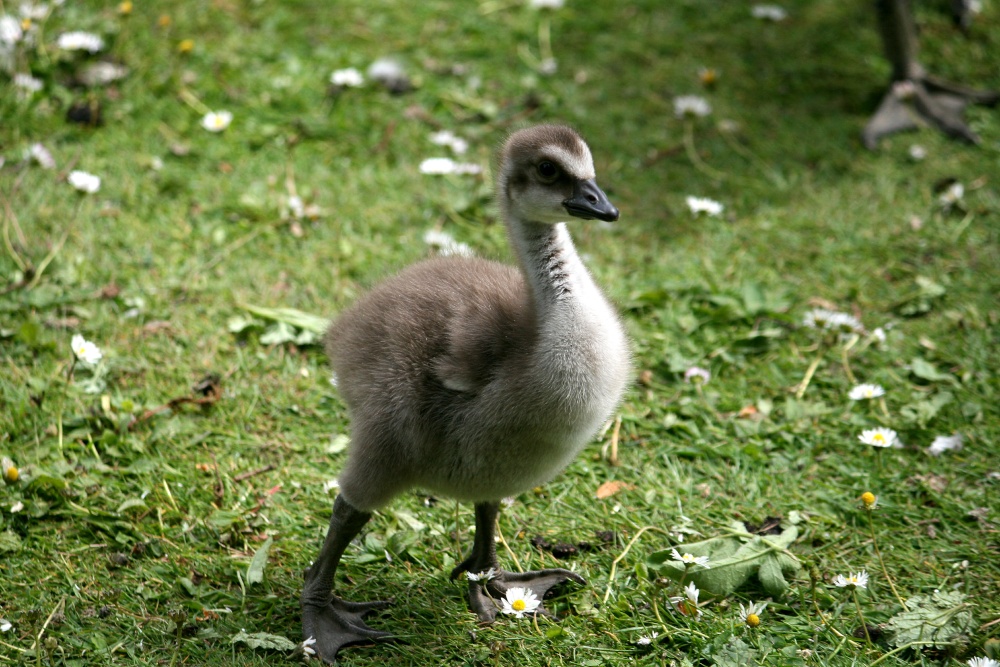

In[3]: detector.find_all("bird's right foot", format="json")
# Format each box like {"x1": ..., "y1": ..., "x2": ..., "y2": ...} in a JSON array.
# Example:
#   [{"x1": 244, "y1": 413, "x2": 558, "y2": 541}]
[{"x1": 301, "y1": 597, "x2": 392, "y2": 664}]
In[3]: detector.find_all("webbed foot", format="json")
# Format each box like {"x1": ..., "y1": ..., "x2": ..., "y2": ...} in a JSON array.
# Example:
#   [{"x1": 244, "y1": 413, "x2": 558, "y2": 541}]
[
  {"x1": 301, "y1": 597, "x2": 392, "y2": 664},
  {"x1": 458, "y1": 568, "x2": 586, "y2": 623},
  {"x1": 863, "y1": 76, "x2": 999, "y2": 149}
]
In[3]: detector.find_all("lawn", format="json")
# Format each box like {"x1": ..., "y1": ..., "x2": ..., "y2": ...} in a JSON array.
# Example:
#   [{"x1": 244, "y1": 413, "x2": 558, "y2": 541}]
[{"x1": 1, "y1": 0, "x2": 998, "y2": 665}]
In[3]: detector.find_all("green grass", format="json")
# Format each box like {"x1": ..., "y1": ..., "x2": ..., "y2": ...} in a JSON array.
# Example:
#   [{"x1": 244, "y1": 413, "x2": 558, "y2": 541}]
[{"x1": 2, "y1": 0, "x2": 999, "y2": 665}]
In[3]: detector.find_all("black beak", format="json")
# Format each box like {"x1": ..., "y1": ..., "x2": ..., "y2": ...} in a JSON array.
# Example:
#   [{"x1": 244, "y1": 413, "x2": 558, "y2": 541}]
[{"x1": 563, "y1": 179, "x2": 619, "y2": 222}]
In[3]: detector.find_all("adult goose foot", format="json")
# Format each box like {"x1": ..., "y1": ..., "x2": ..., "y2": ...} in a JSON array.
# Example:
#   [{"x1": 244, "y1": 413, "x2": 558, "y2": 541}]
[{"x1": 863, "y1": 76, "x2": 1000, "y2": 149}]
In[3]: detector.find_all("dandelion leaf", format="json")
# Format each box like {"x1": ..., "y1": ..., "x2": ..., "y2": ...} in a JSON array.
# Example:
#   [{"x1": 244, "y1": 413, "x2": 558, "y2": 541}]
[
  {"x1": 885, "y1": 590, "x2": 975, "y2": 649},
  {"x1": 711, "y1": 636, "x2": 757, "y2": 667},
  {"x1": 246, "y1": 535, "x2": 273, "y2": 585},
  {"x1": 648, "y1": 522, "x2": 800, "y2": 596},
  {"x1": 240, "y1": 304, "x2": 329, "y2": 333},
  {"x1": 0, "y1": 530, "x2": 22, "y2": 553},
  {"x1": 230, "y1": 629, "x2": 299, "y2": 652}
]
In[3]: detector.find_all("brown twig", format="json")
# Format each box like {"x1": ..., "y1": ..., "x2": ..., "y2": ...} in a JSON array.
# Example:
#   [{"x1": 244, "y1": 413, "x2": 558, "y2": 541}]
[{"x1": 234, "y1": 464, "x2": 276, "y2": 482}]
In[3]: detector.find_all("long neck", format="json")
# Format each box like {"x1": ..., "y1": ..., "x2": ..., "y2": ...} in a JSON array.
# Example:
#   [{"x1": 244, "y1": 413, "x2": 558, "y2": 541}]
[{"x1": 505, "y1": 215, "x2": 602, "y2": 320}]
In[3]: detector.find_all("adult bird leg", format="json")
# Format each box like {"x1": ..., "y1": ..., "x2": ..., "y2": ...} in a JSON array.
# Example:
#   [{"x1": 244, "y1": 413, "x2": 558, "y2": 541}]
[
  {"x1": 450, "y1": 501, "x2": 585, "y2": 623},
  {"x1": 863, "y1": 0, "x2": 999, "y2": 149},
  {"x1": 301, "y1": 494, "x2": 392, "y2": 664}
]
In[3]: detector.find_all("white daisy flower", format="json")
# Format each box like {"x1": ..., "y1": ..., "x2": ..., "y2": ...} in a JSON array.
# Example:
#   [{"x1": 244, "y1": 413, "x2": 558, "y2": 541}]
[
  {"x1": 418, "y1": 157, "x2": 482, "y2": 176},
  {"x1": 802, "y1": 308, "x2": 863, "y2": 334},
  {"x1": 859, "y1": 427, "x2": 897, "y2": 448},
  {"x1": 0, "y1": 618, "x2": 11, "y2": 632},
  {"x1": 14, "y1": 72, "x2": 43, "y2": 92},
  {"x1": 68, "y1": 170, "x2": 100, "y2": 193},
  {"x1": 671, "y1": 548, "x2": 710, "y2": 568},
  {"x1": 429, "y1": 130, "x2": 469, "y2": 155},
  {"x1": 832, "y1": 570, "x2": 869, "y2": 589},
  {"x1": 366, "y1": 58, "x2": 405, "y2": 85},
  {"x1": 330, "y1": 67, "x2": 364, "y2": 88},
  {"x1": 500, "y1": 587, "x2": 540, "y2": 618},
  {"x1": 848, "y1": 383, "x2": 885, "y2": 400},
  {"x1": 10, "y1": 501, "x2": 24, "y2": 513},
  {"x1": 322, "y1": 479, "x2": 340, "y2": 493},
  {"x1": 908, "y1": 144, "x2": 927, "y2": 161},
  {"x1": 636, "y1": 631, "x2": 658, "y2": 645},
  {"x1": 685, "y1": 196, "x2": 723, "y2": 217},
  {"x1": 20, "y1": 3, "x2": 50, "y2": 21},
  {"x1": 968, "y1": 658, "x2": 1000, "y2": 667},
  {"x1": 57, "y1": 31, "x2": 105, "y2": 53},
  {"x1": 871, "y1": 327, "x2": 887, "y2": 343},
  {"x1": 301, "y1": 636, "x2": 316, "y2": 656},
  {"x1": 201, "y1": 110, "x2": 233, "y2": 132},
  {"x1": 939, "y1": 181, "x2": 964, "y2": 207},
  {"x1": 927, "y1": 433, "x2": 963, "y2": 456},
  {"x1": 466, "y1": 567, "x2": 497, "y2": 582},
  {"x1": 669, "y1": 581, "x2": 702, "y2": 619},
  {"x1": 674, "y1": 95, "x2": 712, "y2": 118},
  {"x1": 751, "y1": 5, "x2": 788, "y2": 21},
  {"x1": 423, "y1": 229, "x2": 474, "y2": 257},
  {"x1": 28, "y1": 142, "x2": 56, "y2": 169},
  {"x1": 1, "y1": 16, "x2": 24, "y2": 45},
  {"x1": 529, "y1": 0, "x2": 564, "y2": 8},
  {"x1": 71, "y1": 333, "x2": 103, "y2": 364},
  {"x1": 683, "y1": 366, "x2": 711, "y2": 384},
  {"x1": 739, "y1": 600, "x2": 767, "y2": 627}
]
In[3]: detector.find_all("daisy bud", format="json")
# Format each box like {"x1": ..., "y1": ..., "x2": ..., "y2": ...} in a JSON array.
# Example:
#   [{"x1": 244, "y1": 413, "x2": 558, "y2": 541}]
[{"x1": 861, "y1": 492, "x2": 877, "y2": 509}]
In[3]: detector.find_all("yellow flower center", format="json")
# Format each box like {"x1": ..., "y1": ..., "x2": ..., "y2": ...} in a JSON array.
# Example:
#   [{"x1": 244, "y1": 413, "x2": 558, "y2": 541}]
[
  {"x1": 178, "y1": 39, "x2": 194, "y2": 54},
  {"x1": 746, "y1": 613, "x2": 760, "y2": 627},
  {"x1": 861, "y1": 492, "x2": 876, "y2": 508},
  {"x1": 512, "y1": 599, "x2": 525, "y2": 612},
  {"x1": 872, "y1": 433, "x2": 885, "y2": 445},
  {"x1": 4, "y1": 466, "x2": 17, "y2": 482},
  {"x1": 119, "y1": 1, "x2": 132, "y2": 15}
]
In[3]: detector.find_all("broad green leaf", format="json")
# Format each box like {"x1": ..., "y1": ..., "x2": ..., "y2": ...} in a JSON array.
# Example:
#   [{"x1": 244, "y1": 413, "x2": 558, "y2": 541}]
[
  {"x1": 0, "y1": 530, "x2": 22, "y2": 553},
  {"x1": 116, "y1": 498, "x2": 148, "y2": 514},
  {"x1": 247, "y1": 536, "x2": 273, "y2": 585},
  {"x1": 240, "y1": 304, "x2": 329, "y2": 333},
  {"x1": 648, "y1": 523, "x2": 801, "y2": 596},
  {"x1": 230, "y1": 629, "x2": 298, "y2": 652},
  {"x1": 885, "y1": 591, "x2": 974, "y2": 649},
  {"x1": 909, "y1": 358, "x2": 958, "y2": 385}
]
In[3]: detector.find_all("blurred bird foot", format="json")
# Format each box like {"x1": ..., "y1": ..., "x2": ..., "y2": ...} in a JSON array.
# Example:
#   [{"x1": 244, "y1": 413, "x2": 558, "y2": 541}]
[{"x1": 863, "y1": 75, "x2": 999, "y2": 149}]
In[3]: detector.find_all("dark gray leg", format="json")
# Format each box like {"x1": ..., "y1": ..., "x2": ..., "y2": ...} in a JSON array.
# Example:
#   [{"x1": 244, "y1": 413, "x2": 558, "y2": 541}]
[
  {"x1": 301, "y1": 495, "x2": 392, "y2": 664},
  {"x1": 450, "y1": 501, "x2": 585, "y2": 623},
  {"x1": 863, "y1": 0, "x2": 999, "y2": 149}
]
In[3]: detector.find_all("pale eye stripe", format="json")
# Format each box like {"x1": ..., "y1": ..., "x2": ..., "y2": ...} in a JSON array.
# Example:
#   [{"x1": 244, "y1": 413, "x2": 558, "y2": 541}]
[{"x1": 542, "y1": 143, "x2": 595, "y2": 180}]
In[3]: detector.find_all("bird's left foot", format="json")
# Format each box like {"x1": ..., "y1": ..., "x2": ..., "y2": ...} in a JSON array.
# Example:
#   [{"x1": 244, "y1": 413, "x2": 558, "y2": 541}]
[
  {"x1": 457, "y1": 568, "x2": 586, "y2": 623},
  {"x1": 863, "y1": 76, "x2": 999, "y2": 149}
]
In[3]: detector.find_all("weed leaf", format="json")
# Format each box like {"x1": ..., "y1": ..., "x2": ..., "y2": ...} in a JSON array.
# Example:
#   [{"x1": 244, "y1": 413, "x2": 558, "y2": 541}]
[
  {"x1": 247, "y1": 535, "x2": 274, "y2": 585},
  {"x1": 648, "y1": 522, "x2": 800, "y2": 596},
  {"x1": 885, "y1": 590, "x2": 974, "y2": 649},
  {"x1": 230, "y1": 629, "x2": 298, "y2": 651}
]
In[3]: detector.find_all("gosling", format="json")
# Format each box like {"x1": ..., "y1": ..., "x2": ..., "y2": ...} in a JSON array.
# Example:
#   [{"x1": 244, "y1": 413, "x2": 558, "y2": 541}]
[{"x1": 301, "y1": 125, "x2": 631, "y2": 662}]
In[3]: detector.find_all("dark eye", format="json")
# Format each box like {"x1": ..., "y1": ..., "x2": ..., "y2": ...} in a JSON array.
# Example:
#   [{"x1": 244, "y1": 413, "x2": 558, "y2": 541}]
[{"x1": 537, "y1": 161, "x2": 557, "y2": 179}]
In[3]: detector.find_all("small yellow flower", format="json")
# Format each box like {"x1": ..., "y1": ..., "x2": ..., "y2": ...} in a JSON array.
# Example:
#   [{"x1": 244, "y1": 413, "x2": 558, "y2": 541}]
[
  {"x1": 177, "y1": 39, "x2": 194, "y2": 54},
  {"x1": 118, "y1": 1, "x2": 132, "y2": 16},
  {"x1": 861, "y1": 492, "x2": 877, "y2": 509},
  {"x1": 157, "y1": 14, "x2": 171, "y2": 27},
  {"x1": 1, "y1": 457, "x2": 17, "y2": 485},
  {"x1": 21, "y1": 18, "x2": 32, "y2": 31}
]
